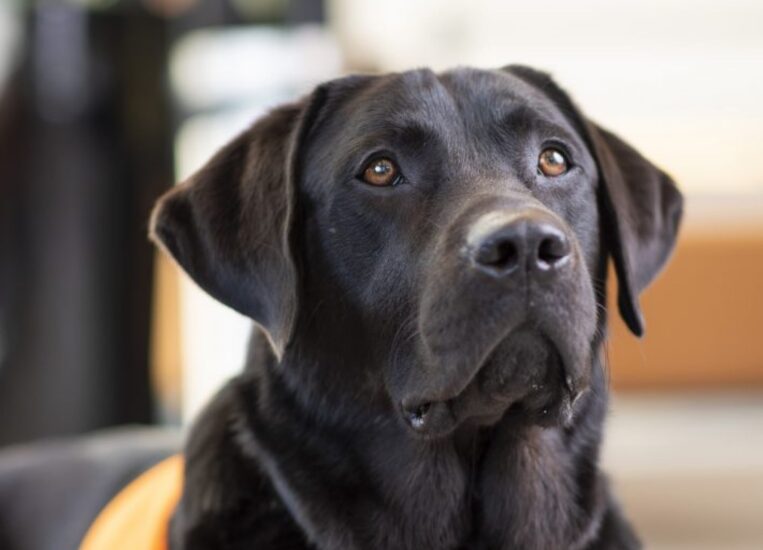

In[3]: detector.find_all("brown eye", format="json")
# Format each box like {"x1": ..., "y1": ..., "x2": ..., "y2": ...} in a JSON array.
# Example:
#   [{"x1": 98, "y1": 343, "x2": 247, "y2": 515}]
[
  {"x1": 538, "y1": 148, "x2": 569, "y2": 177},
  {"x1": 361, "y1": 158, "x2": 400, "y2": 187}
]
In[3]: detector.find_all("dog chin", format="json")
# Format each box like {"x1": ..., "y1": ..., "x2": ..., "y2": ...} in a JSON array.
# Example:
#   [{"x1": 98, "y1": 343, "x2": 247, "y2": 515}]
[
  {"x1": 399, "y1": 327, "x2": 586, "y2": 439},
  {"x1": 455, "y1": 328, "x2": 579, "y2": 426}
]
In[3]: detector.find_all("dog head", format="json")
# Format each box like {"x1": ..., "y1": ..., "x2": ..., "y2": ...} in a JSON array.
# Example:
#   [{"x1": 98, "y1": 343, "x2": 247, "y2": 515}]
[{"x1": 151, "y1": 66, "x2": 682, "y2": 439}]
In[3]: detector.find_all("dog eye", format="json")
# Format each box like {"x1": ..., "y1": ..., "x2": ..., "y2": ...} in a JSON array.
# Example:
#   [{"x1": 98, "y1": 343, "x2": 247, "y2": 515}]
[
  {"x1": 538, "y1": 148, "x2": 569, "y2": 177},
  {"x1": 361, "y1": 158, "x2": 401, "y2": 187}
]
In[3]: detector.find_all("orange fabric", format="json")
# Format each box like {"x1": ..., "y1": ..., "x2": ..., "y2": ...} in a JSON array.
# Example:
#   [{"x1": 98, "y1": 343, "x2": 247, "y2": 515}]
[{"x1": 79, "y1": 455, "x2": 183, "y2": 550}]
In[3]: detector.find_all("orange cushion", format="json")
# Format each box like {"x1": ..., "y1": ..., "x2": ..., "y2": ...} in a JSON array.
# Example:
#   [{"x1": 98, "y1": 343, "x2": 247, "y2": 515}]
[{"x1": 79, "y1": 455, "x2": 183, "y2": 550}]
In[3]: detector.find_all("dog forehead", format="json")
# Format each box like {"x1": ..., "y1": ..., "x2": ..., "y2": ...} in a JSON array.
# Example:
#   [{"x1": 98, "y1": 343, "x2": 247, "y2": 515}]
[
  {"x1": 324, "y1": 68, "x2": 574, "y2": 151},
  {"x1": 439, "y1": 68, "x2": 580, "y2": 135},
  {"x1": 337, "y1": 68, "x2": 462, "y2": 138}
]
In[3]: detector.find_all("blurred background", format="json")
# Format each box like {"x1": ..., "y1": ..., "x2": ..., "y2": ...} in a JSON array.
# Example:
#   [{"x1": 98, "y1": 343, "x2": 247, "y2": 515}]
[{"x1": 0, "y1": 0, "x2": 761, "y2": 548}]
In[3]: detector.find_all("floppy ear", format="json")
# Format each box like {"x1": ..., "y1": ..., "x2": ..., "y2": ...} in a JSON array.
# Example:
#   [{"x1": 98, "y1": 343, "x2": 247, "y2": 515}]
[
  {"x1": 584, "y1": 123, "x2": 683, "y2": 336},
  {"x1": 505, "y1": 65, "x2": 683, "y2": 336},
  {"x1": 150, "y1": 92, "x2": 326, "y2": 356}
]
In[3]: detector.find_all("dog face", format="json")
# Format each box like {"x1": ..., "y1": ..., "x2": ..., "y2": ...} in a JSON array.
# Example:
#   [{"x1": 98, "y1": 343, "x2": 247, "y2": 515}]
[
  {"x1": 152, "y1": 66, "x2": 682, "y2": 439},
  {"x1": 296, "y1": 68, "x2": 603, "y2": 437}
]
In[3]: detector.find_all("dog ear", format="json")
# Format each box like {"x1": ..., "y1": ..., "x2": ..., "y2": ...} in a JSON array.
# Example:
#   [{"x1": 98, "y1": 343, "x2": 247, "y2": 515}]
[
  {"x1": 150, "y1": 90, "x2": 328, "y2": 356},
  {"x1": 504, "y1": 65, "x2": 683, "y2": 336},
  {"x1": 583, "y1": 123, "x2": 683, "y2": 336}
]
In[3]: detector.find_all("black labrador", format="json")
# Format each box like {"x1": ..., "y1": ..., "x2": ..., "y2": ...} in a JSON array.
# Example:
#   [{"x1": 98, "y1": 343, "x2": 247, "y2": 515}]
[{"x1": 0, "y1": 65, "x2": 682, "y2": 550}]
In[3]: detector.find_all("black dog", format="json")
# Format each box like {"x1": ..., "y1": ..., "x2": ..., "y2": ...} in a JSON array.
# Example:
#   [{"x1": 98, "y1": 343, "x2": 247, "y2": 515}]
[
  {"x1": 0, "y1": 65, "x2": 682, "y2": 550},
  {"x1": 149, "y1": 65, "x2": 682, "y2": 549}
]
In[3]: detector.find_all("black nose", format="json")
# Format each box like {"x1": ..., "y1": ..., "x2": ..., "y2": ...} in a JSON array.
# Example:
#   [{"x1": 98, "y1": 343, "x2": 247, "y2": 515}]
[{"x1": 471, "y1": 213, "x2": 571, "y2": 275}]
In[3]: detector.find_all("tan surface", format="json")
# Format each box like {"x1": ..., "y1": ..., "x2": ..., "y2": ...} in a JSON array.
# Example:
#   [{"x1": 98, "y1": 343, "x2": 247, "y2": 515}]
[{"x1": 609, "y1": 231, "x2": 763, "y2": 390}]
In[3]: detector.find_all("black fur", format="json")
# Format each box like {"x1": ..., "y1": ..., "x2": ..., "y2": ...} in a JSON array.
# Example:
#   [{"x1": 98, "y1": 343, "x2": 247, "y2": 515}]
[{"x1": 150, "y1": 66, "x2": 682, "y2": 549}]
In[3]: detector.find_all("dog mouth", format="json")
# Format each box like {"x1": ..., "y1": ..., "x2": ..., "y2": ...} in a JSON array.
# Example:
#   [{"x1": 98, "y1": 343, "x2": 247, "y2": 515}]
[{"x1": 399, "y1": 328, "x2": 581, "y2": 439}]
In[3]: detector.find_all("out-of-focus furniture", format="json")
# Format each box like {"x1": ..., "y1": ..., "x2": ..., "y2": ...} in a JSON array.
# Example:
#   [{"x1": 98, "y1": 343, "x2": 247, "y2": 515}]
[{"x1": 609, "y1": 195, "x2": 763, "y2": 389}]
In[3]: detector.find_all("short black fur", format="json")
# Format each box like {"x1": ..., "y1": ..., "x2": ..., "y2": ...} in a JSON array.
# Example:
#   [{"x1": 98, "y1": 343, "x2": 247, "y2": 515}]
[{"x1": 151, "y1": 66, "x2": 683, "y2": 550}]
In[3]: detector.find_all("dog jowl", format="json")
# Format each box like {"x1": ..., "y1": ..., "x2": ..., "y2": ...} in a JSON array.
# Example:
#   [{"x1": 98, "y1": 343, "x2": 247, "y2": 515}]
[{"x1": 152, "y1": 66, "x2": 682, "y2": 549}]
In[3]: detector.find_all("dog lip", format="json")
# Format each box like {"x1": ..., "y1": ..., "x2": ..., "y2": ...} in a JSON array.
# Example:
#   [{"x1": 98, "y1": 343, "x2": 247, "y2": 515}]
[
  {"x1": 408, "y1": 327, "x2": 587, "y2": 433},
  {"x1": 401, "y1": 396, "x2": 430, "y2": 414},
  {"x1": 399, "y1": 398, "x2": 457, "y2": 437},
  {"x1": 402, "y1": 401, "x2": 431, "y2": 429}
]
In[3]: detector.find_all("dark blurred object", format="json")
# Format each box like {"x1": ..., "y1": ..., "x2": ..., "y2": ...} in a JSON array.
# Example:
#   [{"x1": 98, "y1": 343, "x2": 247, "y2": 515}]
[
  {"x1": 0, "y1": 2, "x2": 173, "y2": 445},
  {"x1": 0, "y1": 0, "x2": 325, "y2": 445}
]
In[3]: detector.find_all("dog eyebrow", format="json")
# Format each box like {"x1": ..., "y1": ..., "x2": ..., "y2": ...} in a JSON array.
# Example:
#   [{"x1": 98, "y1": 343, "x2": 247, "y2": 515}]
[
  {"x1": 496, "y1": 106, "x2": 579, "y2": 145},
  {"x1": 532, "y1": 119, "x2": 579, "y2": 143},
  {"x1": 390, "y1": 122, "x2": 441, "y2": 148},
  {"x1": 352, "y1": 120, "x2": 444, "y2": 152}
]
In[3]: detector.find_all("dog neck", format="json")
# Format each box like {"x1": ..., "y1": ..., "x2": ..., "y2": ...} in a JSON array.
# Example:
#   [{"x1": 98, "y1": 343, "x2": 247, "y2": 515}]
[{"x1": 224, "y1": 327, "x2": 612, "y2": 550}]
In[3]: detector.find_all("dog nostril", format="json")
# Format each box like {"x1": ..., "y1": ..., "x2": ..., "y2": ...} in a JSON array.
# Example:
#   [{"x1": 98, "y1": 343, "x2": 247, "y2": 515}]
[
  {"x1": 475, "y1": 240, "x2": 519, "y2": 271},
  {"x1": 537, "y1": 233, "x2": 570, "y2": 269}
]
